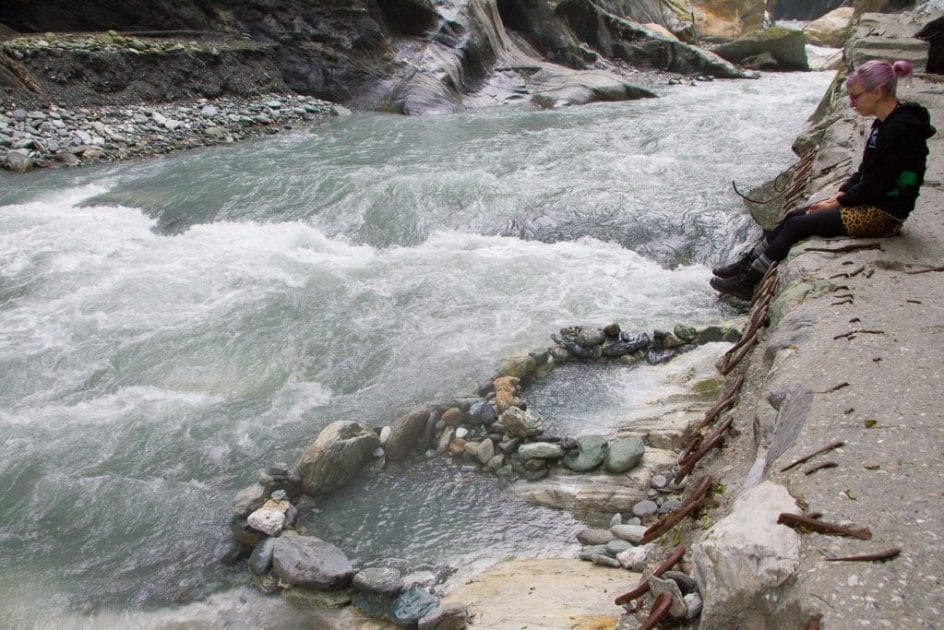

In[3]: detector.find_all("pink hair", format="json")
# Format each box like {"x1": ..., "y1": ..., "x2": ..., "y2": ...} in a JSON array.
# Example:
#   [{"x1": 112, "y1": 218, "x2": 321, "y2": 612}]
[{"x1": 846, "y1": 59, "x2": 913, "y2": 97}]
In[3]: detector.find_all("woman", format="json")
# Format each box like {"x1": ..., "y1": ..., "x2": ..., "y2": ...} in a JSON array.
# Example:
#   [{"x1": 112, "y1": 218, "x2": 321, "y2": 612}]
[{"x1": 711, "y1": 59, "x2": 936, "y2": 301}]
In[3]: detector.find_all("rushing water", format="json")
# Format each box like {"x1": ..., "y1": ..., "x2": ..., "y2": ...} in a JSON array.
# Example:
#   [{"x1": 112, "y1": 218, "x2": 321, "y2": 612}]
[{"x1": 0, "y1": 71, "x2": 832, "y2": 626}]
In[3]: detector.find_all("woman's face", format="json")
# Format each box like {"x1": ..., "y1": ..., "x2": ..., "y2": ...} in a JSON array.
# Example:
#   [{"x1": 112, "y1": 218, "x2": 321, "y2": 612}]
[{"x1": 847, "y1": 80, "x2": 881, "y2": 116}]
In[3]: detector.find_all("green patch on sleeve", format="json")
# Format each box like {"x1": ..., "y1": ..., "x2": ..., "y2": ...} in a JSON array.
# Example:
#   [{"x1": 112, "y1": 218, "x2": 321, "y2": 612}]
[{"x1": 886, "y1": 170, "x2": 919, "y2": 197}]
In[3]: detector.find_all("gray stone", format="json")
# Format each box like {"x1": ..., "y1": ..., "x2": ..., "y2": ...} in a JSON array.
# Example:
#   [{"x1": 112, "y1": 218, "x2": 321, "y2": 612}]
[
  {"x1": 518, "y1": 442, "x2": 565, "y2": 459},
  {"x1": 3, "y1": 149, "x2": 32, "y2": 172},
  {"x1": 616, "y1": 544, "x2": 654, "y2": 571},
  {"x1": 605, "y1": 539, "x2": 633, "y2": 556},
  {"x1": 610, "y1": 524, "x2": 647, "y2": 544},
  {"x1": 353, "y1": 567, "x2": 403, "y2": 596},
  {"x1": 632, "y1": 499, "x2": 658, "y2": 518},
  {"x1": 476, "y1": 438, "x2": 495, "y2": 464},
  {"x1": 248, "y1": 536, "x2": 277, "y2": 575},
  {"x1": 713, "y1": 27, "x2": 809, "y2": 71},
  {"x1": 576, "y1": 528, "x2": 614, "y2": 545},
  {"x1": 578, "y1": 545, "x2": 609, "y2": 561},
  {"x1": 604, "y1": 437, "x2": 645, "y2": 473},
  {"x1": 247, "y1": 499, "x2": 291, "y2": 536},
  {"x1": 390, "y1": 586, "x2": 439, "y2": 625},
  {"x1": 231, "y1": 483, "x2": 266, "y2": 517},
  {"x1": 353, "y1": 592, "x2": 392, "y2": 618},
  {"x1": 650, "y1": 474, "x2": 668, "y2": 490},
  {"x1": 297, "y1": 420, "x2": 380, "y2": 495},
  {"x1": 562, "y1": 435, "x2": 607, "y2": 472},
  {"x1": 272, "y1": 535, "x2": 355, "y2": 589},
  {"x1": 385, "y1": 407, "x2": 430, "y2": 461},
  {"x1": 468, "y1": 401, "x2": 497, "y2": 425},
  {"x1": 589, "y1": 553, "x2": 621, "y2": 568}
]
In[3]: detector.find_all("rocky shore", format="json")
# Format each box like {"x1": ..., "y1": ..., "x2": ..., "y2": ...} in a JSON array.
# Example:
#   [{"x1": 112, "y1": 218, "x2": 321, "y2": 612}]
[{"x1": 0, "y1": 93, "x2": 348, "y2": 173}]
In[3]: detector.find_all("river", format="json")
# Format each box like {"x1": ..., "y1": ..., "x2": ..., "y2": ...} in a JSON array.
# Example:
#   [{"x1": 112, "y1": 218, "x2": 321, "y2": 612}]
[{"x1": 0, "y1": 70, "x2": 833, "y2": 626}]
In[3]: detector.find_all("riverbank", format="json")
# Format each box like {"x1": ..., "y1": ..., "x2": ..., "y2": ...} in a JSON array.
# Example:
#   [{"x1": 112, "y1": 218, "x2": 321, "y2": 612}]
[
  {"x1": 682, "y1": 10, "x2": 944, "y2": 629},
  {"x1": 0, "y1": 93, "x2": 348, "y2": 172}
]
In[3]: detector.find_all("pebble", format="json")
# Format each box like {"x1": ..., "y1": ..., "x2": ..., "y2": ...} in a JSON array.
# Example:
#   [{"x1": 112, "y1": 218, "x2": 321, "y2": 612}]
[
  {"x1": 632, "y1": 499, "x2": 659, "y2": 518},
  {"x1": 650, "y1": 474, "x2": 668, "y2": 490},
  {"x1": 611, "y1": 524, "x2": 648, "y2": 544},
  {"x1": 577, "y1": 528, "x2": 614, "y2": 545},
  {"x1": 589, "y1": 553, "x2": 621, "y2": 568}
]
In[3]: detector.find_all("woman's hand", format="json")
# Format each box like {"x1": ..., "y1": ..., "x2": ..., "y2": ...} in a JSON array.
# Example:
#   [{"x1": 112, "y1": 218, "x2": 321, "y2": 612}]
[{"x1": 807, "y1": 195, "x2": 841, "y2": 214}]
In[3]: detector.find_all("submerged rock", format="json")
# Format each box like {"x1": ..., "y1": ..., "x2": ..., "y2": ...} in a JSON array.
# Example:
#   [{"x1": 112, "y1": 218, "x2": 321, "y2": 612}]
[
  {"x1": 272, "y1": 534, "x2": 355, "y2": 589},
  {"x1": 499, "y1": 407, "x2": 545, "y2": 438},
  {"x1": 390, "y1": 586, "x2": 439, "y2": 625}
]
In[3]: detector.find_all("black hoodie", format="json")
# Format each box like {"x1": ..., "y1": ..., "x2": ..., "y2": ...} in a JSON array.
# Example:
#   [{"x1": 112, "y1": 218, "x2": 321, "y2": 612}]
[{"x1": 838, "y1": 101, "x2": 936, "y2": 220}]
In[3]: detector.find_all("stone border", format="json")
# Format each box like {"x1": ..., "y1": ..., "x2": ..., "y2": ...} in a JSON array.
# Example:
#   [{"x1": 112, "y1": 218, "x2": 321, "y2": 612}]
[{"x1": 226, "y1": 320, "x2": 740, "y2": 627}]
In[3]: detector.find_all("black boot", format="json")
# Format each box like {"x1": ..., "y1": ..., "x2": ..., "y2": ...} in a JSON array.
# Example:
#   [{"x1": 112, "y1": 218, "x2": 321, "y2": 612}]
[
  {"x1": 710, "y1": 267, "x2": 764, "y2": 301},
  {"x1": 711, "y1": 253, "x2": 753, "y2": 278}
]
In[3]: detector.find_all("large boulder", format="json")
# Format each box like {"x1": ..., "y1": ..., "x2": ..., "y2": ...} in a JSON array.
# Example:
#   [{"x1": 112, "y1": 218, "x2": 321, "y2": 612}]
[
  {"x1": 692, "y1": 481, "x2": 801, "y2": 628},
  {"x1": 272, "y1": 534, "x2": 356, "y2": 589},
  {"x1": 297, "y1": 420, "x2": 380, "y2": 496},
  {"x1": 713, "y1": 27, "x2": 810, "y2": 70},
  {"x1": 803, "y1": 7, "x2": 854, "y2": 47}
]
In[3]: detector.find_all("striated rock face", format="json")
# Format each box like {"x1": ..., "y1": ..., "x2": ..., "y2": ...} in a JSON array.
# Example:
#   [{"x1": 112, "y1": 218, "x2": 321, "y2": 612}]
[
  {"x1": 296, "y1": 420, "x2": 380, "y2": 495},
  {"x1": 690, "y1": 0, "x2": 767, "y2": 42}
]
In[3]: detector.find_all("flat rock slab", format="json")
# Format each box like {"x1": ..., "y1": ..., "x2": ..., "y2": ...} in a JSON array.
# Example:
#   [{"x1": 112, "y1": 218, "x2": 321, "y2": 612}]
[
  {"x1": 511, "y1": 448, "x2": 676, "y2": 523},
  {"x1": 440, "y1": 558, "x2": 632, "y2": 629}
]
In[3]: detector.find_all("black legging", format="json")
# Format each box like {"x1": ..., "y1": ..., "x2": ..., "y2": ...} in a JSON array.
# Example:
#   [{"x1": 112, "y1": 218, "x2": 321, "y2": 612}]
[{"x1": 764, "y1": 208, "x2": 846, "y2": 261}]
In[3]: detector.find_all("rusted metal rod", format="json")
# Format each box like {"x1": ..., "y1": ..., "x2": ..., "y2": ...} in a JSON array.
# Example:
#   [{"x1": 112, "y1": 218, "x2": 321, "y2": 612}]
[
  {"x1": 638, "y1": 593, "x2": 672, "y2": 630},
  {"x1": 825, "y1": 548, "x2": 900, "y2": 562},
  {"x1": 677, "y1": 433, "x2": 704, "y2": 468},
  {"x1": 614, "y1": 546, "x2": 686, "y2": 605},
  {"x1": 676, "y1": 414, "x2": 734, "y2": 483},
  {"x1": 779, "y1": 441, "x2": 845, "y2": 472},
  {"x1": 643, "y1": 476, "x2": 715, "y2": 544},
  {"x1": 696, "y1": 374, "x2": 743, "y2": 429},
  {"x1": 777, "y1": 513, "x2": 872, "y2": 540}
]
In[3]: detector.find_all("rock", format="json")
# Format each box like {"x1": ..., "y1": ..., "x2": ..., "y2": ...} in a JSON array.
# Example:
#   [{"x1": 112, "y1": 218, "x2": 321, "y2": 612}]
[
  {"x1": 663, "y1": 570, "x2": 698, "y2": 595},
  {"x1": 3, "y1": 149, "x2": 32, "y2": 172},
  {"x1": 284, "y1": 585, "x2": 352, "y2": 608},
  {"x1": 248, "y1": 536, "x2": 277, "y2": 575},
  {"x1": 247, "y1": 499, "x2": 292, "y2": 536},
  {"x1": 579, "y1": 545, "x2": 608, "y2": 561},
  {"x1": 476, "y1": 438, "x2": 495, "y2": 464},
  {"x1": 589, "y1": 553, "x2": 620, "y2": 568},
  {"x1": 741, "y1": 51, "x2": 779, "y2": 70},
  {"x1": 673, "y1": 324, "x2": 696, "y2": 342},
  {"x1": 650, "y1": 474, "x2": 668, "y2": 490},
  {"x1": 713, "y1": 27, "x2": 809, "y2": 71},
  {"x1": 436, "y1": 427, "x2": 455, "y2": 454},
  {"x1": 499, "y1": 407, "x2": 545, "y2": 438},
  {"x1": 385, "y1": 407, "x2": 430, "y2": 461},
  {"x1": 418, "y1": 603, "x2": 469, "y2": 630},
  {"x1": 604, "y1": 437, "x2": 646, "y2": 473},
  {"x1": 696, "y1": 326, "x2": 726, "y2": 344},
  {"x1": 297, "y1": 421, "x2": 380, "y2": 495},
  {"x1": 576, "y1": 528, "x2": 615, "y2": 545},
  {"x1": 231, "y1": 483, "x2": 267, "y2": 517},
  {"x1": 518, "y1": 442, "x2": 565, "y2": 459},
  {"x1": 468, "y1": 401, "x2": 497, "y2": 425},
  {"x1": 441, "y1": 407, "x2": 465, "y2": 427},
  {"x1": 803, "y1": 7, "x2": 854, "y2": 48},
  {"x1": 353, "y1": 567, "x2": 404, "y2": 596},
  {"x1": 632, "y1": 499, "x2": 658, "y2": 518},
  {"x1": 610, "y1": 524, "x2": 648, "y2": 544},
  {"x1": 559, "y1": 325, "x2": 606, "y2": 347},
  {"x1": 562, "y1": 435, "x2": 607, "y2": 472},
  {"x1": 390, "y1": 586, "x2": 439, "y2": 626},
  {"x1": 498, "y1": 354, "x2": 537, "y2": 381},
  {"x1": 605, "y1": 539, "x2": 633, "y2": 556},
  {"x1": 692, "y1": 481, "x2": 801, "y2": 628},
  {"x1": 616, "y1": 544, "x2": 654, "y2": 571},
  {"x1": 603, "y1": 323, "x2": 621, "y2": 337},
  {"x1": 352, "y1": 592, "x2": 391, "y2": 618},
  {"x1": 493, "y1": 376, "x2": 521, "y2": 413},
  {"x1": 272, "y1": 534, "x2": 355, "y2": 589}
]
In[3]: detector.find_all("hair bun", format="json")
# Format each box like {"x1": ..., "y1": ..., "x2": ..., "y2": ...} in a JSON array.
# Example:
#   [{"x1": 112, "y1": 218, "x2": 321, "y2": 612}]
[{"x1": 892, "y1": 60, "x2": 914, "y2": 78}]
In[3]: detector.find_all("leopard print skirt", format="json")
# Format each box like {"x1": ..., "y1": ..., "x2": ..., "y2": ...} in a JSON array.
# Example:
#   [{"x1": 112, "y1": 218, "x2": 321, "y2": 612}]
[{"x1": 840, "y1": 206, "x2": 903, "y2": 238}]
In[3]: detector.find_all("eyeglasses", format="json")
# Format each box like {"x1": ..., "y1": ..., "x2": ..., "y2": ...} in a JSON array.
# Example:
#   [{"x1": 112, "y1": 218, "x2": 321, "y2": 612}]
[{"x1": 848, "y1": 89, "x2": 871, "y2": 103}]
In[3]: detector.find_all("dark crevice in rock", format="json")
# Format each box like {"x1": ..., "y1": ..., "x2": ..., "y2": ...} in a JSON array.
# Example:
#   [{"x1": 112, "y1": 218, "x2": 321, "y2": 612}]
[{"x1": 376, "y1": 0, "x2": 438, "y2": 37}]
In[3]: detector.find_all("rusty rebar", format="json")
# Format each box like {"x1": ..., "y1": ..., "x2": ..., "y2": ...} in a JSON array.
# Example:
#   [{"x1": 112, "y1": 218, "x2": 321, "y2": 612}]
[
  {"x1": 779, "y1": 441, "x2": 845, "y2": 472},
  {"x1": 825, "y1": 548, "x2": 901, "y2": 562},
  {"x1": 777, "y1": 513, "x2": 872, "y2": 540},
  {"x1": 614, "y1": 546, "x2": 686, "y2": 605},
  {"x1": 644, "y1": 476, "x2": 715, "y2": 543},
  {"x1": 639, "y1": 593, "x2": 672, "y2": 630},
  {"x1": 676, "y1": 414, "x2": 734, "y2": 483}
]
